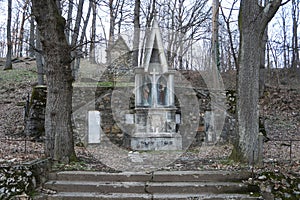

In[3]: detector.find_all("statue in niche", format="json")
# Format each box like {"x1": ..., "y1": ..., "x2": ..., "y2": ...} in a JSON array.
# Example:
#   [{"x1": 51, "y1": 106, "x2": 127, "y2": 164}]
[
  {"x1": 157, "y1": 76, "x2": 167, "y2": 105},
  {"x1": 142, "y1": 84, "x2": 151, "y2": 106},
  {"x1": 141, "y1": 76, "x2": 152, "y2": 106},
  {"x1": 158, "y1": 84, "x2": 166, "y2": 105}
]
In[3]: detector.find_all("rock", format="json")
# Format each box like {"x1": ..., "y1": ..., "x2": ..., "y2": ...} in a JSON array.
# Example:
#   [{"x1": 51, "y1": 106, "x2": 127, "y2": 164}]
[
  {"x1": 258, "y1": 175, "x2": 267, "y2": 180},
  {"x1": 284, "y1": 193, "x2": 291, "y2": 198},
  {"x1": 294, "y1": 190, "x2": 300, "y2": 195}
]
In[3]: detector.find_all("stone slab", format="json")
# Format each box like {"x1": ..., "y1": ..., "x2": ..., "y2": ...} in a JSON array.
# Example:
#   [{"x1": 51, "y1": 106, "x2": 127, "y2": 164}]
[
  {"x1": 51, "y1": 171, "x2": 152, "y2": 182},
  {"x1": 146, "y1": 182, "x2": 252, "y2": 194},
  {"x1": 153, "y1": 193, "x2": 260, "y2": 200},
  {"x1": 152, "y1": 171, "x2": 252, "y2": 182},
  {"x1": 88, "y1": 111, "x2": 101, "y2": 144},
  {"x1": 131, "y1": 136, "x2": 182, "y2": 150},
  {"x1": 48, "y1": 192, "x2": 151, "y2": 200},
  {"x1": 48, "y1": 193, "x2": 258, "y2": 200},
  {"x1": 45, "y1": 180, "x2": 146, "y2": 193}
]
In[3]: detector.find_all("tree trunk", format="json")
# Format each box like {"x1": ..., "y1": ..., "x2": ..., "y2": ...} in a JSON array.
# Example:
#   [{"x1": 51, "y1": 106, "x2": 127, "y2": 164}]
[
  {"x1": 132, "y1": 0, "x2": 140, "y2": 67},
  {"x1": 166, "y1": 1, "x2": 176, "y2": 67},
  {"x1": 36, "y1": 29, "x2": 44, "y2": 85},
  {"x1": 66, "y1": 0, "x2": 74, "y2": 44},
  {"x1": 259, "y1": 27, "x2": 268, "y2": 98},
  {"x1": 117, "y1": 0, "x2": 125, "y2": 34},
  {"x1": 56, "y1": 0, "x2": 62, "y2": 14},
  {"x1": 79, "y1": 0, "x2": 92, "y2": 46},
  {"x1": 212, "y1": 0, "x2": 220, "y2": 71},
  {"x1": 291, "y1": 0, "x2": 299, "y2": 69},
  {"x1": 4, "y1": 0, "x2": 12, "y2": 70},
  {"x1": 13, "y1": 12, "x2": 20, "y2": 57},
  {"x1": 71, "y1": 0, "x2": 84, "y2": 79},
  {"x1": 18, "y1": 1, "x2": 29, "y2": 58},
  {"x1": 31, "y1": 0, "x2": 76, "y2": 163},
  {"x1": 220, "y1": 2, "x2": 239, "y2": 69},
  {"x1": 89, "y1": 0, "x2": 96, "y2": 64},
  {"x1": 281, "y1": 9, "x2": 288, "y2": 68},
  {"x1": 107, "y1": 0, "x2": 115, "y2": 64},
  {"x1": 232, "y1": 0, "x2": 281, "y2": 164},
  {"x1": 73, "y1": 0, "x2": 92, "y2": 79},
  {"x1": 29, "y1": 15, "x2": 35, "y2": 57}
]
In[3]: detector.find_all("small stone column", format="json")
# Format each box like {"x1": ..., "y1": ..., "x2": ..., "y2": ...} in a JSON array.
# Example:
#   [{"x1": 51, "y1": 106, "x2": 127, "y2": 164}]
[
  {"x1": 168, "y1": 72, "x2": 175, "y2": 106},
  {"x1": 135, "y1": 68, "x2": 143, "y2": 106}
]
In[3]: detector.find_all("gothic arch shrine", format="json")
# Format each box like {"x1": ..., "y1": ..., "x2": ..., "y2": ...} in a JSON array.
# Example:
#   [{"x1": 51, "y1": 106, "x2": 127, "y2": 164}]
[{"x1": 131, "y1": 19, "x2": 182, "y2": 150}]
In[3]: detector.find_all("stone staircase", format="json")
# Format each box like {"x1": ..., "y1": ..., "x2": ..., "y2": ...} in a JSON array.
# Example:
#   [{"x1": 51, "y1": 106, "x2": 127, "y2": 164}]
[{"x1": 44, "y1": 170, "x2": 261, "y2": 200}]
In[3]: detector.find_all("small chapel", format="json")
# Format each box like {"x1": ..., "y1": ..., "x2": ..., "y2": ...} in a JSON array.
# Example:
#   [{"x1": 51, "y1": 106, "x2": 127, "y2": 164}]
[{"x1": 130, "y1": 19, "x2": 182, "y2": 150}]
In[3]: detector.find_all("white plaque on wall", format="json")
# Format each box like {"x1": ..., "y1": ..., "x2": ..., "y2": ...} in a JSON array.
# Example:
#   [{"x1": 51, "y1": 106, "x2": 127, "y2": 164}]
[
  {"x1": 125, "y1": 114, "x2": 134, "y2": 124},
  {"x1": 175, "y1": 114, "x2": 181, "y2": 124},
  {"x1": 88, "y1": 110, "x2": 101, "y2": 144}
]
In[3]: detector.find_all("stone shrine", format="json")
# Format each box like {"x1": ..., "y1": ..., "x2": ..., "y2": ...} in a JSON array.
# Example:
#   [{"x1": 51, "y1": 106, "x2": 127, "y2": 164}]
[{"x1": 130, "y1": 19, "x2": 182, "y2": 150}]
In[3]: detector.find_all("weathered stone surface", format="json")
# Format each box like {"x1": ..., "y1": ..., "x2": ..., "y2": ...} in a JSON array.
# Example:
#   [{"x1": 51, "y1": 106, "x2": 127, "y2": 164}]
[
  {"x1": 45, "y1": 170, "x2": 260, "y2": 199},
  {"x1": 0, "y1": 159, "x2": 50, "y2": 199},
  {"x1": 24, "y1": 85, "x2": 47, "y2": 139}
]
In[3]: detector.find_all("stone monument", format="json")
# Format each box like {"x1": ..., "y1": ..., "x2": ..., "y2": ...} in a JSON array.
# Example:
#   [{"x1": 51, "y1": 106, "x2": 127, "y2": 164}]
[{"x1": 130, "y1": 19, "x2": 182, "y2": 150}]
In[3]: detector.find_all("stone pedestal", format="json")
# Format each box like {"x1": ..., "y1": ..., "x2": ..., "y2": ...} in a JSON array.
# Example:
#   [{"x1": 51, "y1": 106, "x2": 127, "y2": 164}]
[
  {"x1": 131, "y1": 132, "x2": 182, "y2": 150},
  {"x1": 130, "y1": 107, "x2": 182, "y2": 151}
]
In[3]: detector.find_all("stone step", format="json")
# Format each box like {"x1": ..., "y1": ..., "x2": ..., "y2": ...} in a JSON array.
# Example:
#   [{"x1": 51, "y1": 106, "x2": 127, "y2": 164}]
[
  {"x1": 44, "y1": 170, "x2": 261, "y2": 199},
  {"x1": 45, "y1": 180, "x2": 258, "y2": 194},
  {"x1": 47, "y1": 192, "x2": 260, "y2": 200},
  {"x1": 152, "y1": 171, "x2": 251, "y2": 182},
  {"x1": 47, "y1": 192, "x2": 151, "y2": 200},
  {"x1": 48, "y1": 171, "x2": 152, "y2": 182},
  {"x1": 45, "y1": 181, "x2": 146, "y2": 193},
  {"x1": 146, "y1": 182, "x2": 258, "y2": 194},
  {"x1": 49, "y1": 170, "x2": 251, "y2": 183}
]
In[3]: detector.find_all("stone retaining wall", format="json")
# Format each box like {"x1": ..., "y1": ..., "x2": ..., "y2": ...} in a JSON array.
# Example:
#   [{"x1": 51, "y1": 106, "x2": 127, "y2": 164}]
[
  {"x1": 26, "y1": 82, "x2": 237, "y2": 148},
  {"x1": 0, "y1": 159, "x2": 50, "y2": 199}
]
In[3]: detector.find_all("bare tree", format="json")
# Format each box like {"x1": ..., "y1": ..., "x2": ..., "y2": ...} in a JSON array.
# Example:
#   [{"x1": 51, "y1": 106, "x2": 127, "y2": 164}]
[
  {"x1": 160, "y1": 0, "x2": 210, "y2": 69},
  {"x1": 89, "y1": 0, "x2": 97, "y2": 64},
  {"x1": 28, "y1": 13, "x2": 35, "y2": 57},
  {"x1": 79, "y1": 0, "x2": 92, "y2": 46},
  {"x1": 107, "y1": 0, "x2": 115, "y2": 64},
  {"x1": 132, "y1": 0, "x2": 140, "y2": 67},
  {"x1": 291, "y1": 0, "x2": 299, "y2": 69},
  {"x1": 4, "y1": 0, "x2": 12, "y2": 70},
  {"x1": 105, "y1": 0, "x2": 130, "y2": 64},
  {"x1": 36, "y1": 29, "x2": 44, "y2": 85},
  {"x1": 12, "y1": 11, "x2": 20, "y2": 57},
  {"x1": 17, "y1": 0, "x2": 29, "y2": 57},
  {"x1": 212, "y1": 0, "x2": 220, "y2": 71},
  {"x1": 259, "y1": 0, "x2": 269, "y2": 98},
  {"x1": 31, "y1": 0, "x2": 76, "y2": 163},
  {"x1": 56, "y1": 0, "x2": 62, "y2": 14},
  {"x1": 280, "y1": 7, "x2": 289, "y2": 68},
  {"x1": 65, "y1": 0, "x2": 74, "y2": 44},
  {"x1": 73, "y1": 0, "x2": 93, "y2": 75},
  {"x1": 232, "y1": 0, "x2": 282, "y2": 163},
  {"x1": 220, "y1": 0, "x2": 239, "y2": 70},
  {"x1": 70, "y1": 0, "x2": 84, "y2": 79}
]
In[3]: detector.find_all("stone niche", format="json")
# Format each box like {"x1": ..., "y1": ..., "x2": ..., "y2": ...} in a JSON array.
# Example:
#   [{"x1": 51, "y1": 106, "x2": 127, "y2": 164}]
[{"x1": 129, "y1": 19, "x2": 182, "y2": 151}]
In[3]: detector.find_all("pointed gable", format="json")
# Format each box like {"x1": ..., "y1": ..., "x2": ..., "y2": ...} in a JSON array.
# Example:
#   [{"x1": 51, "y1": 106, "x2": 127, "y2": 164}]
[
  {"x1": 142, "y1": 19, "x2": 168, "y2": 73},
  {"x1": 109, "y1": 36, "x2": 130, "y2": 63}
]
